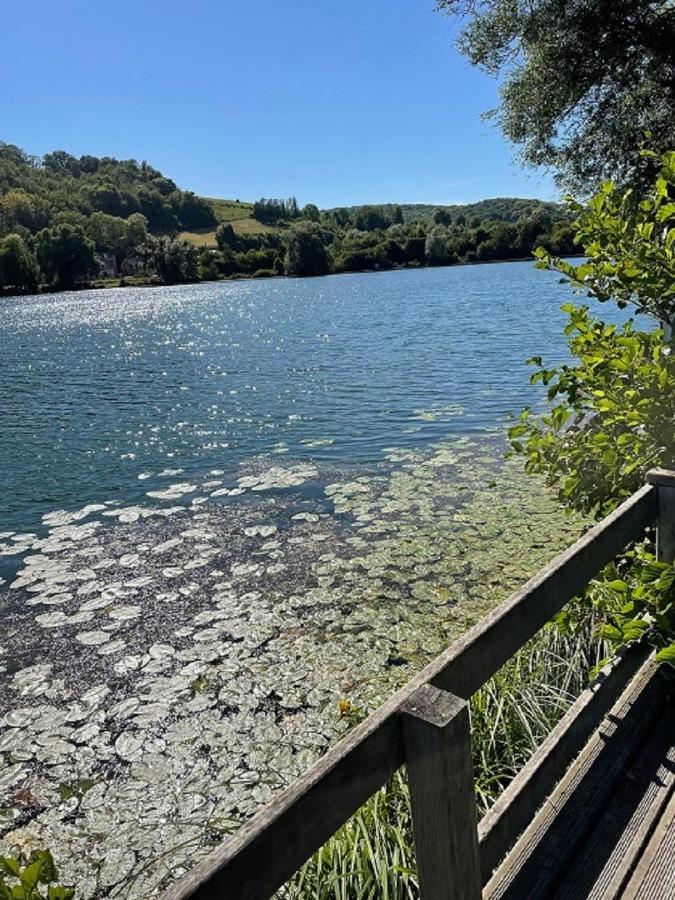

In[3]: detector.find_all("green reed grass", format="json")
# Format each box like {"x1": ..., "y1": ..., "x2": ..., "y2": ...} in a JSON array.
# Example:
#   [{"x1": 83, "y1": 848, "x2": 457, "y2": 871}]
[{"x1": 280, "y1": 612, "x2": 604, "y2": 900}]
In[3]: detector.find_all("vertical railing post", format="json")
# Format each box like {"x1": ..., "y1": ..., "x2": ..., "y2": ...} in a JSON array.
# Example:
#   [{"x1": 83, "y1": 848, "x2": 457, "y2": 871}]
[
  {"x1": 401, "y1": 684, "x2": 482, "y2": 900},
  {"x1": 646, "y1": 468, "x2": 675, "y2": 563}
]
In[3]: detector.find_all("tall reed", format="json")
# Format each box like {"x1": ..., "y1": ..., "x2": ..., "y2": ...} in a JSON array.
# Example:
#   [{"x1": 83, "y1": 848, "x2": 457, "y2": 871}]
[{"x1": 281, "y1": 612, "x2": 603, "y2": 899}]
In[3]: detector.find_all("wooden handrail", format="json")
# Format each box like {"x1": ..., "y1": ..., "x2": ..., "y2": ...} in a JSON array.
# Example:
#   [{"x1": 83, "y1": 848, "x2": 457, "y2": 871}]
[{"x1": 160, "y1": 482, "x2": 658, "y2": 900}]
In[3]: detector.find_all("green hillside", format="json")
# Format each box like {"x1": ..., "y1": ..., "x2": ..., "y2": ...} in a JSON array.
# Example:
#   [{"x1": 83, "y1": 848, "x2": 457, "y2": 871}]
[
  {"x1": 330, "y1": 198, "x2": 567, "y2": 225},
  {"x1": 0, "y1": 142, "x2": 577, "y2": 293}
]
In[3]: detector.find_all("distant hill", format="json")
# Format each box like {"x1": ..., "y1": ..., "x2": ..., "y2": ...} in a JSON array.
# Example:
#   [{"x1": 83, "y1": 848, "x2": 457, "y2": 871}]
[
  {"x1": 0, "y1": 142, "x2": 577, "y2": 294},
  {"x1": 329, "y1": 198, "x2": 567, "y2": 225},
  {"x1": 0, "y1": 142, "x2": 218, "y2": 235},
  {"x1": 181, "y1": 195, "x2": 566, "y2": 249}
]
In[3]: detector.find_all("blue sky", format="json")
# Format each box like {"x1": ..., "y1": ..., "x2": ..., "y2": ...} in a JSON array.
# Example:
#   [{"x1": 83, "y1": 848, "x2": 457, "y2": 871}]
[{"x1": 1, "y1": 0, "x2": 557, "y2": 207}]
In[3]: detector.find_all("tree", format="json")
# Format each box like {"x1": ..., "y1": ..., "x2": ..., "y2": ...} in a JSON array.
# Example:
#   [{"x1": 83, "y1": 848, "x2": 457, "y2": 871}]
[
  {"x1": 253, "y1": 197, "x2": 301, "y2": 223},
  {"x1": 0, "y1": 190, "x2": 50, "y2": 233},
  {"x1": 149, "y1": 238, "x2": 199, "y2": 283},
  {"x1": 284, "y1": 225, "x2": 331, "y2": 276},
  {"x1": 433, "y1": 208, "x2": 453, "y2": 226},
  {"x1": 435, "y1": 0, "x2": 675, "y2": 190},
  {"x1": 425, "y1": 226, "x2": 453, "y2": 265},
  {"x1": 123, "y1": 212, "x2": 149, "y2": 252},
  {"x1": 170, "y1": 191, "x2": 216, "y2": 230},
  {"x1": 215, "y1": 222, "x2": 237, "y2": 250},
  {"x1": 86, "y1": 211, "x2": 126, "y2": 256},
  {"x1": 0, "y1": 233, "x2": 38, "y2": 290},
  {"x1": 198, "y1": 248, "x2": 220, "y2": 281},
  {"x1": 87, "y1": 182, "x2": 124, "y2": 216},
  {"x1": 35, "y1": 224, "x2": 97, "y2": 289},
  {"x1": 302, "y1": 203, "x2": 321, "y2": 222}
]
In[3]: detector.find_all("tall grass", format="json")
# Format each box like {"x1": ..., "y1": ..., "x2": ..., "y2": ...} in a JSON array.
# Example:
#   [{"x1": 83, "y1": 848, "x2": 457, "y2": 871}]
[{"x1": 280, "y1": 611, "x2": 604, "y2": 900}]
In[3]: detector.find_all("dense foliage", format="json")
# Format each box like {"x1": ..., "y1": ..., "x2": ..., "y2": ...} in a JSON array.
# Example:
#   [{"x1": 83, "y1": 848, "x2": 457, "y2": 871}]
[
  {"x1": 0, "y1": 144, "x2": 215, "y2": 234},
  {"x1": 0, "y1": 849, "x2": 73, "y2": 899},
  {"x1": 0, "y1": 142, "x2": 216, "y2": 291},
  {"x1": 435, "y1": 0, "x2": 675, "y2": 191},
  {"x1": 253, "y1": 196, "x2": 300, "y2": 223},
  {"x1": 510, "y1": 152, "x2": 675, "y2": 515},
  {"x1": 0, "y1": 142, "x2": 577, "y2": 294},
  {"x1": 509, "y1": 153, "x2": 675, "y2": 664}
]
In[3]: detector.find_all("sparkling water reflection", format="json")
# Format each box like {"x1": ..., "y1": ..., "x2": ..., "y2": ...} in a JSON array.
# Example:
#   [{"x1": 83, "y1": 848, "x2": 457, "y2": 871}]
[{"x1": 1, "y1": 262, "x2": 630, "y2": 535}]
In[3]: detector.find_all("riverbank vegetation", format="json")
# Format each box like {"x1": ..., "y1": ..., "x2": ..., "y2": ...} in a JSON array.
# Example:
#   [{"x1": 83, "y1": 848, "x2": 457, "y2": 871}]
[
  {"x1": 282, "y1": 611, "x2": 604, "y2": 899},
  {"x1": 0, "y1": 142, "x2": 577, "y2": 294}
]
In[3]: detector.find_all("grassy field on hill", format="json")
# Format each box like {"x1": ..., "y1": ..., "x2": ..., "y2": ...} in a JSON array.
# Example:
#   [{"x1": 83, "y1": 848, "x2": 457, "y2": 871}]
[
  {"x1": 180, "y1": 197, "x2": 281, "y2": 247},
  {"x1": 205, "y1": 197, "x2": 253, "y2": 222}
]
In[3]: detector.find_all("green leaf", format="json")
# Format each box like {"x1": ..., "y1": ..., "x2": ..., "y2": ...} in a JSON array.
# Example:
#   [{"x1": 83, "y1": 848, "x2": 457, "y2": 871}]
[
  {"x1": 655, "y1": 643, "x2": 675, "y2": 664},
  {"x1": 0, "y1": 860, "x2": 21, "y2": 880},
  {"x1": 605, "y1": 579, "x2": 628, "y2": 592}
]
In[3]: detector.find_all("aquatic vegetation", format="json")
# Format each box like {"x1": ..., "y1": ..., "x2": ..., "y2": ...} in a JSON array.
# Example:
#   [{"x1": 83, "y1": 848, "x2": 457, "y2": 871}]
[
  {"x1": 281, "y1": 615, "x2": 603, "y2": 900},
  {"x1": 0, "y1": 435, "x2": 586, "y2": 897}
]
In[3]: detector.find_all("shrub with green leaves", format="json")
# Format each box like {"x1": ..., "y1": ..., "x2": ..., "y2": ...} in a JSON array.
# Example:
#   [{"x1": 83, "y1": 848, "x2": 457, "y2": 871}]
[
  {"x1": 509, "y1": 309, "x2": 674, "y2": 517},
  {"x1": 509, "y1": 151, "x2": 675, "y2": 664},
  {"x1": 536, "y1": 149, "x2": 675, "y2": 322},
  {"x1": 587, "y1": 548, "x2": 675, "y2": 665},
  {"x1": 0, "y1": 850, "x2": 73, "y2": 900},
  {"x1": 510, "y1": 151, "x2": 675, "y2": 517}
]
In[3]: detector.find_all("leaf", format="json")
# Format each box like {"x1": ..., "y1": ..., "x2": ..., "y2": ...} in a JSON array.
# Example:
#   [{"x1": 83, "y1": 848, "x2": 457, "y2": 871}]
[
  {"x1": 47, "y1": 888, "x2": 75, "y2": 900},
  {"x1": 0, "y1": 860, "x2": 21, "y2": 879},
  {"x1": 655, "y1": 643, "x2": 675, "y2": 665},
  {"x1": 605, "y1": 579, "x2": 628, "y2": 592}
]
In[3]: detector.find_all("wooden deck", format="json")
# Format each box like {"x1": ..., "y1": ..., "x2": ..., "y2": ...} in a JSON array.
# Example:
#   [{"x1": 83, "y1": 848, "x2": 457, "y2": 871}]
[{"x1": 485, "y1": 658, "x2": 674, "y2": 899}]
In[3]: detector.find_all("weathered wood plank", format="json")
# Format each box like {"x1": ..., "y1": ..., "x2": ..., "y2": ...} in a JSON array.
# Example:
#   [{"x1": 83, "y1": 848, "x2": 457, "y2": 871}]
[
  {"x1": 477, "y1": 642, "x2": 651, "y2": 884},
  {"x1": 484, "y1": 657, "x2": 668, "y2": 900},
  {"x1": 621, "y1": 789, "x2": 675, "y2": 900},
  {"x1": 160, "y1": 484, "x2": 657, "y2": 900},
  {"x1": 647, "y1": 468, "x2": 675, "y2": 563},
  {"x1": 553, "y1": 708, "x2": 675, "y2": 900},
  {"x1": 402, "y1": 685, "x2": 481, "y2": 900}
]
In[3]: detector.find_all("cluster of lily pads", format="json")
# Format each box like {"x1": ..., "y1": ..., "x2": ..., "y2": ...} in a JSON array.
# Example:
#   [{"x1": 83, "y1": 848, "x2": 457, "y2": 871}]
[{"x1": 0, "y1": 434, "x2": 585, "y2": 897}]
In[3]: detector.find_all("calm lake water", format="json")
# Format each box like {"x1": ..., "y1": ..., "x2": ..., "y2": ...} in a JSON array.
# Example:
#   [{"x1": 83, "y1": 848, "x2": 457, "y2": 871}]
[
  {"x1": 1, "y1": 261, "x2": 628, "y2": 536},
  {"x1": 0, "y1": 262, "x2": 633, "y2": 897}
]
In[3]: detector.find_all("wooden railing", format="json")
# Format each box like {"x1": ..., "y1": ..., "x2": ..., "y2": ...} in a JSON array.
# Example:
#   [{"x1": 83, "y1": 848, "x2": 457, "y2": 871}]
[{"x1": 160, "y1": 469, "x2": 675, "y2": 900}]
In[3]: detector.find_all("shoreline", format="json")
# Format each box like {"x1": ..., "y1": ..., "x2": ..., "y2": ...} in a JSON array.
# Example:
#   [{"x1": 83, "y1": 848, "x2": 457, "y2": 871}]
[{"x1": 0, "y1": 253, "x2": 585, "y2": 300}]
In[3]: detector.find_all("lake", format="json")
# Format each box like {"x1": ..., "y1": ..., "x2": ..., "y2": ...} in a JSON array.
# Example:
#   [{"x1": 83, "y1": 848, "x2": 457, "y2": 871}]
[
  {"x1": 0, "y1": 260, "x2": 628, "y2": 537},
  {"x1": 0, "y1": 262, "x2": 629, "y2": 896}
]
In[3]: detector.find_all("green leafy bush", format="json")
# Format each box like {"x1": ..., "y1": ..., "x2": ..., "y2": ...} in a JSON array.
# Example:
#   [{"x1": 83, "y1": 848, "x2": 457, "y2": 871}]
[
  {"x1": 509, "y1": 152, "x2": 675, "y2": 516},
  {"x1": 509, "y1": 152, "x2": 675, "y2": 664},
  {"x1": 509, "y1": 309, "x2": 674, "y2": 517},
  {"x1": 0, "y1": 850, "x2": 73, "y2": 900}
]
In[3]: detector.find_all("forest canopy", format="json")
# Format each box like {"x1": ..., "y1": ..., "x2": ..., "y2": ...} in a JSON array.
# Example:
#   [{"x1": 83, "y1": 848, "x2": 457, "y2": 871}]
[
  {"x1": 435, "y1": 0, "x2": 675, "y2": 191},
  {"x1": 0, "y1": 142, "x2": 578, "y2": 293}
]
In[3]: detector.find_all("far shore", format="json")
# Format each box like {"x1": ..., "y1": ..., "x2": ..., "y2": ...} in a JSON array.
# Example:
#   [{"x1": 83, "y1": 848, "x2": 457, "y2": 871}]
[{"x1": 0, "y1": 253, "x2": 585, "y2": 300}]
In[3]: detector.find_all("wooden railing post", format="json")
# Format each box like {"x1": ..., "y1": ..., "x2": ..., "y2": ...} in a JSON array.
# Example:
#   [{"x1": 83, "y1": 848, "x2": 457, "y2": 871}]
[
  {"x1": 401, "y1": 684, "x2": 482, "y2": 900},
  {"x1": 646, "y1": 468, "x2": 675, "y2": 563}
]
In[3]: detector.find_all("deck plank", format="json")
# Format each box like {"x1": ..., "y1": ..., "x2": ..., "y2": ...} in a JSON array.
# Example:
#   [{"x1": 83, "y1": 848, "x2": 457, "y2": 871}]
[
  {"x1": 484, "y1": 659, "x2": 670, "y2": 900},
  {"x1": 622, "y1": 790, "x2": 675, "y2": 900},
  {"x1": 554, "y1": 711, "x2": 674, "y2": 900}
]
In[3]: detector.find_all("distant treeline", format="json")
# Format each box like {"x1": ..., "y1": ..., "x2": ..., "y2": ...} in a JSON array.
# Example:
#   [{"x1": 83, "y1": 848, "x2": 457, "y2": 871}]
[
  {"x1": 210, "y1": 200, "x2": 577, "y2": 280},
  {"x1": 0, "y1": 142, "x2": 578, "y2": 293}
]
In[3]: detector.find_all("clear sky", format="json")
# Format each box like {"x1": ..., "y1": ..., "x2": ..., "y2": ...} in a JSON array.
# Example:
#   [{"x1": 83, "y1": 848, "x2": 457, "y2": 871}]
[{"x1": 1, "y1": 0, "x2": 557, "y2": 208}]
